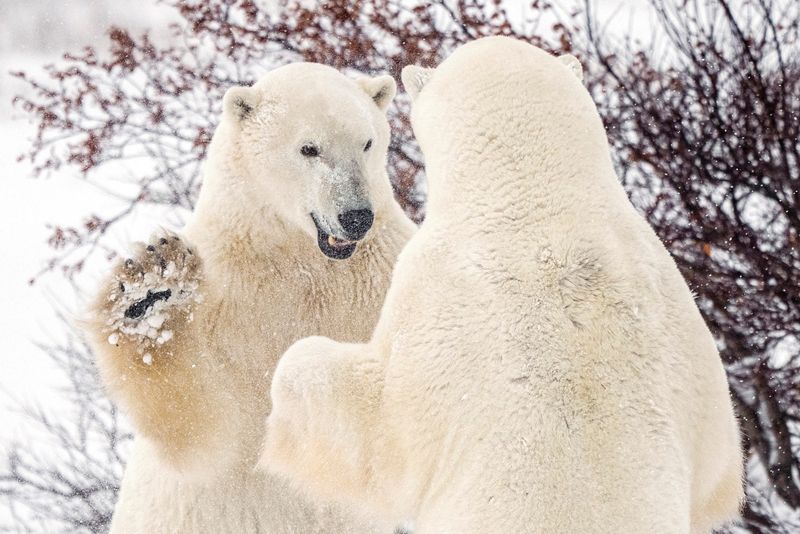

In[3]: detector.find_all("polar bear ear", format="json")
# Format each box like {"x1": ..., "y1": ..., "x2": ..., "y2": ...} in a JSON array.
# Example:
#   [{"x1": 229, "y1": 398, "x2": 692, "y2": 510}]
[
  {"x1": 558, "y1": 54, "x2": 583, "y2": 82},
  {"x1": 223, "y1": 85, "x2": 259, "y2": 122},
  {"x1": 357, "y1": 75, "x2": 397, "y2": 112},
  {"x1": 401, "y1": 65, "x2": 435, "y2": 101}
]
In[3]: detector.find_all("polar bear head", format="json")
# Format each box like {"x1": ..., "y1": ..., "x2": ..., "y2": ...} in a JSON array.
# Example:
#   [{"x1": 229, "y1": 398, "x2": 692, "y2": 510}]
[
  {"x1": 212, "y1": 63, "x2": 397, "y2": 260},
  {"x1": 400, "y1": 37, "x2": 601, "y2": 201}
]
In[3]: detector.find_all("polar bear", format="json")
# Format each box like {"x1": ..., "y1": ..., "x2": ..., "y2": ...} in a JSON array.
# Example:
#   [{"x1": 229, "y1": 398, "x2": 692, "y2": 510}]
[
  {"x1": 261, "y1": 37, "x2": 743, "y2": 533},
  {"x1": 84, "y1": 63, "x2": 415, "y2": 533}
]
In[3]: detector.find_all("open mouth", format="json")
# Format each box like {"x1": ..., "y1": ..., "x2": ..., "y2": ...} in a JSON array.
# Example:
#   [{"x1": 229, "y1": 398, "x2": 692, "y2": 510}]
[{"x1": 311, "y1": 214, "x2": 358, "y2": 260}]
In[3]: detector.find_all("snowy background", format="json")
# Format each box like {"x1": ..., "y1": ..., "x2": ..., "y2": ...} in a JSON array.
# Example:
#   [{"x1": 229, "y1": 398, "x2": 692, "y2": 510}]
[
  {"x1": 3, "y1": 0, "x2": 794, "y2": 532},
  {"x1": 0, "y1": 4, "x2": 179, "y2": 529},
  {"x1": 0, "y1": 0, "x2": 170, "y2": 446}
]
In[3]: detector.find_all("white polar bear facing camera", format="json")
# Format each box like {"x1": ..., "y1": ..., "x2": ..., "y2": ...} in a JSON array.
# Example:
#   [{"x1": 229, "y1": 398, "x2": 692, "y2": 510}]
[
  {"x1": 261, "y1": 37, "x2": 743, "y2": 533},
  {"x1": 85, "y1": 63, "x2": 415, "y2": 533}
]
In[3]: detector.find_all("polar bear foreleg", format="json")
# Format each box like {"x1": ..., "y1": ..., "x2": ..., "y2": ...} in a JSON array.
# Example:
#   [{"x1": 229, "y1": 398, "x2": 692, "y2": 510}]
[
  {"x1": 261, "y1": 336, "x2": 385, "y2": 510},
  {"x1": 86, "y1": 233, "x2": 238, "y2": 472}
]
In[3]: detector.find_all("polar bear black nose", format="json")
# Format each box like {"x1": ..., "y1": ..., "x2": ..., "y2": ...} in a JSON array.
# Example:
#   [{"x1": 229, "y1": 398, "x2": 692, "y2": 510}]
[{"x1": 338, "y1": 209, "x2": 374, "y2": 240}]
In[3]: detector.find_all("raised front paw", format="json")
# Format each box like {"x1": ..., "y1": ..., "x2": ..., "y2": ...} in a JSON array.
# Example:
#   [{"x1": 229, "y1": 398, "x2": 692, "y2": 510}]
[
  {"x1": 262, "y1": 338, "x2": 377, "y2": 503},
  {"x1": 103, "y1": 232, "x2": 202, "y2": 352}
]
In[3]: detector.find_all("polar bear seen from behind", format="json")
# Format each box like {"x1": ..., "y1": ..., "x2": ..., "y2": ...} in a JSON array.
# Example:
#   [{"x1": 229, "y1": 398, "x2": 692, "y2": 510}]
[
  {"x1": 85, "y1": 63, "x2": 415, "y2": 533},
  {"x1": 261, "y1": 37, "x2": 743, "y2": 533}
]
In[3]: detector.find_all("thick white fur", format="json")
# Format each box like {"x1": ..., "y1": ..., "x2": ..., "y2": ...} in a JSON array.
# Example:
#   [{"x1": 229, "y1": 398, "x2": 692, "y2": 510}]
[
  {"x1": 85, "y1": 63, "x2": 415, "y2": 533},
  {"x1": 261, "y1": 38, "x2": 743, "y2": 533}
]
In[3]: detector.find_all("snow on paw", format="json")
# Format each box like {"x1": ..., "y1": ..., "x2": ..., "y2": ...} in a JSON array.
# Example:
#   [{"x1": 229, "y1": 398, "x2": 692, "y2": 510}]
[{"x1": 103, "y1": 231, "x2": 202, "y2": 358}]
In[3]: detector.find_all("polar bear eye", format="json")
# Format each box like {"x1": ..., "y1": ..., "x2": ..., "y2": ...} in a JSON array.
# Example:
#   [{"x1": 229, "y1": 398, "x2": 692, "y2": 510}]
[
  {"x1": 363, "y1": 139, "x2": 373, "y2": 152},
  {"x1": 300, "y1": 144, "x2": 320, "y2": 157}
]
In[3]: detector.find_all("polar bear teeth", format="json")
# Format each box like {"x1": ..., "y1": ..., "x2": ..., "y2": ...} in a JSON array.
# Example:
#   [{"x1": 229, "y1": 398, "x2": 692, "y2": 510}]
[{"x1": 327, "y1": 235, "x2": 355, "y2": 247}]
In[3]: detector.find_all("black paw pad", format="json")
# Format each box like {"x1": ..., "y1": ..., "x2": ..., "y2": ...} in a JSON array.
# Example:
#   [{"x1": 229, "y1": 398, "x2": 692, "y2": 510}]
[{"x1": 124, "y1": 288, "x2": 173, "y2": 319}]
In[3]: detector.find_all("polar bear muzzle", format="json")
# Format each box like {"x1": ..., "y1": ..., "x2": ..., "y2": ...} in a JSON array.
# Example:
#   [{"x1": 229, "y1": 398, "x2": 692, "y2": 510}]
[{"x1": 311, "y1": 211, "x2": 373, "y2": 260}]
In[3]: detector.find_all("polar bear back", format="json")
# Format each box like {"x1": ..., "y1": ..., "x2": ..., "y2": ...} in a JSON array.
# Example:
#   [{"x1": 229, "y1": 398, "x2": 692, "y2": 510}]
[{"x1": 371, "y1": 37, "x2": 741, "y2": 531}]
